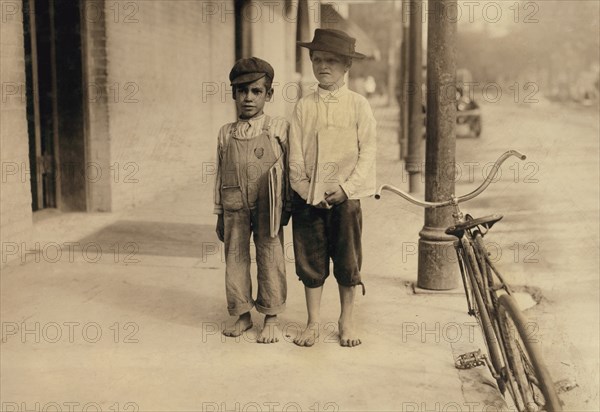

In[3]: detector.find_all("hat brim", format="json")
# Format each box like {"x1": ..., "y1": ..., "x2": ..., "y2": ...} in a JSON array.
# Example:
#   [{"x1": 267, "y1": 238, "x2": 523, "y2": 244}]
[
  {"x1": 297, "y1": 41, "x2": 367, "y2": 59},
  {"x1": 230, "y1": 72, "x2": 268, "y2": 86}
]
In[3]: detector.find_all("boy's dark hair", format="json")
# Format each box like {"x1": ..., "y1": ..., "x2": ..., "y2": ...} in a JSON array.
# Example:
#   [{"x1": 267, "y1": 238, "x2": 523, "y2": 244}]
[
  {"x1": 233, "y1": 76, "x2": 273, "y2": 98},
  {"x1": 263, "y1": 76, "x2": 273, "y2": 90},
  {"x1": 309, "y1": 50, "x2": 353, "y2": 68}
]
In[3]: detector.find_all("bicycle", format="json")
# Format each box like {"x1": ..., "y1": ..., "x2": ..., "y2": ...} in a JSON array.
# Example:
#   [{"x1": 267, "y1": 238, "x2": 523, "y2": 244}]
[{"x1": 375, "y1": 150, "x2": 562, "y2": 412}]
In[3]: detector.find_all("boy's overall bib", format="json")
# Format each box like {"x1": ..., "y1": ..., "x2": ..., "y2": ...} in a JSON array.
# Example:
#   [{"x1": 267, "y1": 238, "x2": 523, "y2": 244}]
[{"x1": 220, "y1": 117, "x2": 286, "y2": 316}]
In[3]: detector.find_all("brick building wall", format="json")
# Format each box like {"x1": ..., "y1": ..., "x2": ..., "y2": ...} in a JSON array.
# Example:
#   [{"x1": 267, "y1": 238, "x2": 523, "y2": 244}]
[
  {"x1": 97, "y1": 0, "x2": 236, "y2": 211},
  {"x1": 1, "y1": 0, "x2": 33, "y2": 248},
  {"x1": 1, "y1": 0, "x2": 312, "y2": 266},
  {"x1": 247, "y1": 1, "x2": 301, "y2": 119},
  {"x1": 97, "y1": 0, "x2": 305, "y2": 211}
]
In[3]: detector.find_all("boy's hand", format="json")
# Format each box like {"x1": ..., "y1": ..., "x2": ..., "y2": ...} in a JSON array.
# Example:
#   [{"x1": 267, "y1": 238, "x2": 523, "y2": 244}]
[
  {"x1": 314, "y1": 199, "x2": 331, "y2": 209},
  {"x1": 324, "y1": 186, "x2": 348, "y2": 205},
  {"x1": 216, "y1": 214, "x2": 224, "y2": 242}
]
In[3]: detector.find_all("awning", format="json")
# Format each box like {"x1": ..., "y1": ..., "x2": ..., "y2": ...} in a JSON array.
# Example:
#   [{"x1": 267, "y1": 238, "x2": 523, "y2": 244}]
[{"x1": 320, "y1": 4, "x2": 381, "y2": 61}]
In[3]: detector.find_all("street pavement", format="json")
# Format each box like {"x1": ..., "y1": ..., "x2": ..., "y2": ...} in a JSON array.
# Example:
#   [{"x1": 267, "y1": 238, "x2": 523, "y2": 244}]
[{"x1": 1, "y1": 97, "x2": 598, "y2": 411}]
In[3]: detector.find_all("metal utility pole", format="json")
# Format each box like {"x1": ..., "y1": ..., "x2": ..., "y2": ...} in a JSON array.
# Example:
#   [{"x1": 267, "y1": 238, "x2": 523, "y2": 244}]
[
  {"x1": 417, "y1": 0, "x2": 459, "y2": 290},
  {"x1": 406, "y1": 0, "x2": 423, "y2": 193},
  {"x1": 387, "y1": 1, "x2": 400, "y2": 106},
  {"x1": 398, "y1": 0, "x2": 410, "y2": 159}
]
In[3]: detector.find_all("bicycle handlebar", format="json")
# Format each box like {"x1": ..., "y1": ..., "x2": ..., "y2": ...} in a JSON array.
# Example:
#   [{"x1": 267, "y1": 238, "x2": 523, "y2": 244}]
[{"x1": 375, "y1": 150, "x2": 526, "y2": 208}]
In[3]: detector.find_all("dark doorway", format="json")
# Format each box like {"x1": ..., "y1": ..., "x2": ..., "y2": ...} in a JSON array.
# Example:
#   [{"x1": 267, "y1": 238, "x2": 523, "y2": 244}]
[{"x1": 23, "y1": 0, "x2": 87, "y2": 212}]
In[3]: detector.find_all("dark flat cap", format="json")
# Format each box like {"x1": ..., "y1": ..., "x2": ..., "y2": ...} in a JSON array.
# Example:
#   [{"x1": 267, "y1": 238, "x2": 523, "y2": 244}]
[{"x1": 229, "y1": 57, "x2": 274, "y2": 86}]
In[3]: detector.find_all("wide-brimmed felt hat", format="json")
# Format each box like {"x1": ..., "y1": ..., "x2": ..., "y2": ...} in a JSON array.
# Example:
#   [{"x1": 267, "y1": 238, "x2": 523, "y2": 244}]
[
  {"x1": 297, "y1": 29, "x2": 366, "y2": 59},
  {"x1": 229, "y1": 57, "x2": 274, "y2": 86}
]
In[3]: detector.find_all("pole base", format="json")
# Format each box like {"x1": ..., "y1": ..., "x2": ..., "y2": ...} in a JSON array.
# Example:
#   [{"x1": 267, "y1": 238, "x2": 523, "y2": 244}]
[
  {"x1": 412, "y1": 283, "x2": 463, "y2": 295},
  {"x1": 417, "y1": 228, "x2": 460, "y2": 290}
]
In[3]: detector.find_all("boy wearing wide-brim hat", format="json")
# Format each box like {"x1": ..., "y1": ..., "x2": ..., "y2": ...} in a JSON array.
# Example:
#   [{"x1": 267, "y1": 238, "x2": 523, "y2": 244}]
[
  {"x1": 289, "y1": 29, "x2": 377, "y2": 347},
  {"x1": 214, "y1": 57, "x2": 291, "y2": 343}
]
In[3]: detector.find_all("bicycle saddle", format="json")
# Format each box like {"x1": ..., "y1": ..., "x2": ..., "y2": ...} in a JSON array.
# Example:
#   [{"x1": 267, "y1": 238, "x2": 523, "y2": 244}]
[{"x1": 445, "y1": 214, "x2": 503, "y2": 238}]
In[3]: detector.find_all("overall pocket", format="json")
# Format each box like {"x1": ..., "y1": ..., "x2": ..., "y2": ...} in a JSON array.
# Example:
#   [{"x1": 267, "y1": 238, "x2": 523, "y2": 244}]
[{"x1": 221, "y1": 185, "x2": 244, "y2": 211}]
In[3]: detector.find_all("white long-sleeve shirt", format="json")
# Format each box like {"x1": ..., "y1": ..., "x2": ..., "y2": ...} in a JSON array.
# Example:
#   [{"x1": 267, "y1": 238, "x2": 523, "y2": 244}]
[{"x1": 289, "y1": 83, "x2": 377, "y2": 200}]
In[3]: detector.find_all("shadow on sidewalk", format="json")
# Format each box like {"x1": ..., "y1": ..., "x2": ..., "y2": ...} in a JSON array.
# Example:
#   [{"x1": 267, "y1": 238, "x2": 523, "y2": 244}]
[
  {"x1": 34, "y1": 220, "x2": 227, "y2": 328},
  {"x1": 76, "y1": 220, "x2": 216, "y2": 258}
]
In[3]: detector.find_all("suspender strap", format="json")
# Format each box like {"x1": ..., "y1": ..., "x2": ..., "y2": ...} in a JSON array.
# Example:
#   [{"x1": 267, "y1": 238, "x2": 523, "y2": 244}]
[
  {"x1": 223, "y1": 115, "x2": 271, "y2": 152},
  {"x1": 263, "y1": 116, "x2": 285, "y2": 155}
]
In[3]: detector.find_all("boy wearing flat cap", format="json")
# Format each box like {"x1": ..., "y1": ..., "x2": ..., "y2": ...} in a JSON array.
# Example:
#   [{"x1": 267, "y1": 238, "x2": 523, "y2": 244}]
[
  {"x1": 289, "y1": 29, "x2": 377, "y2": 348},
  {"x1": 213, "y1": 57, "x2": 290, "y2": 343}
]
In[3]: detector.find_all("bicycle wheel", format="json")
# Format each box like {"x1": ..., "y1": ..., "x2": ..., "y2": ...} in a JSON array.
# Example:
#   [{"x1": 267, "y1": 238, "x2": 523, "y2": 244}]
[{"x1": 497, "y1": 294, "x2": 562, "y2": 411}]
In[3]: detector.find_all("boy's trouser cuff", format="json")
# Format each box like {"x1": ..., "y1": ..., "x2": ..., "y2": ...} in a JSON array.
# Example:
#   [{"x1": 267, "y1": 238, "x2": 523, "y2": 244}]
[
  {"x1": 227, "y1": 302, "x2": 255, "y2": 317},
  {"x1": 299, "y1": 277, "x2": 326, "y2": 289},
  {"x1": 337, "y1": 280, "x2": 366, "y2": 295},
  {"x1": 255, "y1": 301, "x2": 286, "y2": 316}
]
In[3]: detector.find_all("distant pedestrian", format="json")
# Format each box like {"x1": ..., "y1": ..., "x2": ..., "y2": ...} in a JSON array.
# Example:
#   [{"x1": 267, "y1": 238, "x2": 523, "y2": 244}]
[
  {"x1": 365, "y1": 75, "x2": 376, "y2": 98},
  {"x1": 289, "y1": 29, "x2": 377, "y2": 347},
  {"x1": 213, "y1": 57, "x2": 291, "y2": 343}
]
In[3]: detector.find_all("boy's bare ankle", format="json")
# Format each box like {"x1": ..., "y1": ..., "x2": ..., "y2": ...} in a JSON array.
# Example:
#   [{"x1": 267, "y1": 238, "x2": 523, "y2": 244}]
[
  {"x1": 222, "y1": 312, "x2": 253, "y2": 338},
  {"x1": 264, "y1": 314, "x2": 277, "y2": 321},
  {"x1": 293, "y1": 321, "x2": 320, "y2": 347},
  {"x1": 338, "y1": 317, "x2": 361, "y2": 347},
  {"x1": 257, "y1": 314, "x2": 280, "y2": 344},
  {"x1": 306, "y1": 319, "x2": 320, "y2": 328}
]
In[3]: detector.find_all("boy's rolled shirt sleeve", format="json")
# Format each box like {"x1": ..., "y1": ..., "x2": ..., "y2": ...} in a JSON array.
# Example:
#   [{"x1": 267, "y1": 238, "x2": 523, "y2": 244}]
[
  {"x1": 289, "y1": 102, "x2": 311, "y2": 200},
  {"x1": 341, "y1": 98, "x2": 377, "y2": 198}
]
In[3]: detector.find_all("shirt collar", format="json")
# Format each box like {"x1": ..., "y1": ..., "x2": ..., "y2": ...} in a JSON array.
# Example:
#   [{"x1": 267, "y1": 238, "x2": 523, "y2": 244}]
[
  {"x1": 237, "y1": 112, "x2": 265, "y2": 127},
  {"x1": 317, "y1": 82, "x2": 348, "y2": 100}
]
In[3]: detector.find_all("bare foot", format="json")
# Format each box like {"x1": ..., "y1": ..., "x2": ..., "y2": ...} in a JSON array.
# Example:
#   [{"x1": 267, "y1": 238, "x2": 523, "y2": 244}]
[
  {"x1": 339, "y1": 319, "x2": 361, "y2": 347},
  {"x1": 223, "y1": 312, "x2": 252, "y2": 337},
  {"x1": 256, "y1": 315, "x2": 279, "y2": 344},
  {"x1": 293, "y1": 322, "x2": 319, "y2": 347}
]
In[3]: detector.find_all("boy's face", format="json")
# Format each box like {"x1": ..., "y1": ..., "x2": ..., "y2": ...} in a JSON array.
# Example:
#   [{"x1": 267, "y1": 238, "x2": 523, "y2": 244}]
[
  {"x1": 233, "y1": 77, "x2": 273, "y2": 119},
  {"x1": 311, "y1": 50, "x2": 350, "y2": 87}
]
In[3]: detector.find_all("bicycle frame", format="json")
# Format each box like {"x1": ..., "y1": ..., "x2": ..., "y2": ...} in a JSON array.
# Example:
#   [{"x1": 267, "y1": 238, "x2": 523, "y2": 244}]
[
  {"x1": 375, "y1": 150, "x2": 525, "y2": 322},
  {"x1": 376, "y1": 150, "x2": 563, "y2": 411},
  {"x1": 455, "y1": 227, "x2": 511, "y2": 384}
]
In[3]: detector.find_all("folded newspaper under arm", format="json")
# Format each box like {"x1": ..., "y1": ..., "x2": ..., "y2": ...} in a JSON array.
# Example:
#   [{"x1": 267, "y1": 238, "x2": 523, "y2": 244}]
[
  {"x1": 307, "y1": 127, "x2": 359, "y2": 205},
  {"x1": 268, "y1": 162, "x2": 283, "y2": 238}
]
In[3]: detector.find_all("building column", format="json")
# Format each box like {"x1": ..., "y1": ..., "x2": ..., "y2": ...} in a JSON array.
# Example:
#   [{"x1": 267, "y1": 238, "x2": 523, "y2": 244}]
[
  {"x1": 80, "y1": 0, "x2": 112, "y2": 212},
  {"x1": 406, "y1": 0, "x2": 423, "y2": 193}
]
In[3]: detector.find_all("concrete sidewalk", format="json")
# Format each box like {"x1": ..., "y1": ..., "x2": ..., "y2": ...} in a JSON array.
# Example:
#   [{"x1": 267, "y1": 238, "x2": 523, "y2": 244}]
[{"x1": 1, "y1": 105, "x2": 507, "y2": 411}]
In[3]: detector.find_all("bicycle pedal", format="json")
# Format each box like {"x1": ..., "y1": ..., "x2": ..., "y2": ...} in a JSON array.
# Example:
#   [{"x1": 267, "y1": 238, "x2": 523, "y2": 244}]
[{"x1": 455, "y1": 349, "x2": 487, "y2": 369}]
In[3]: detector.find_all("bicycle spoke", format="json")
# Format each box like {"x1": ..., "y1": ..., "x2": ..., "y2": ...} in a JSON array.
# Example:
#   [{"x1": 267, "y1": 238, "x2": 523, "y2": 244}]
[
  {"x1": 498, "y1": 295, "x2": 562, "y2": 411},
  {"x1": 517, "y1": 340, "x2": 549, "y2": 409}
]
